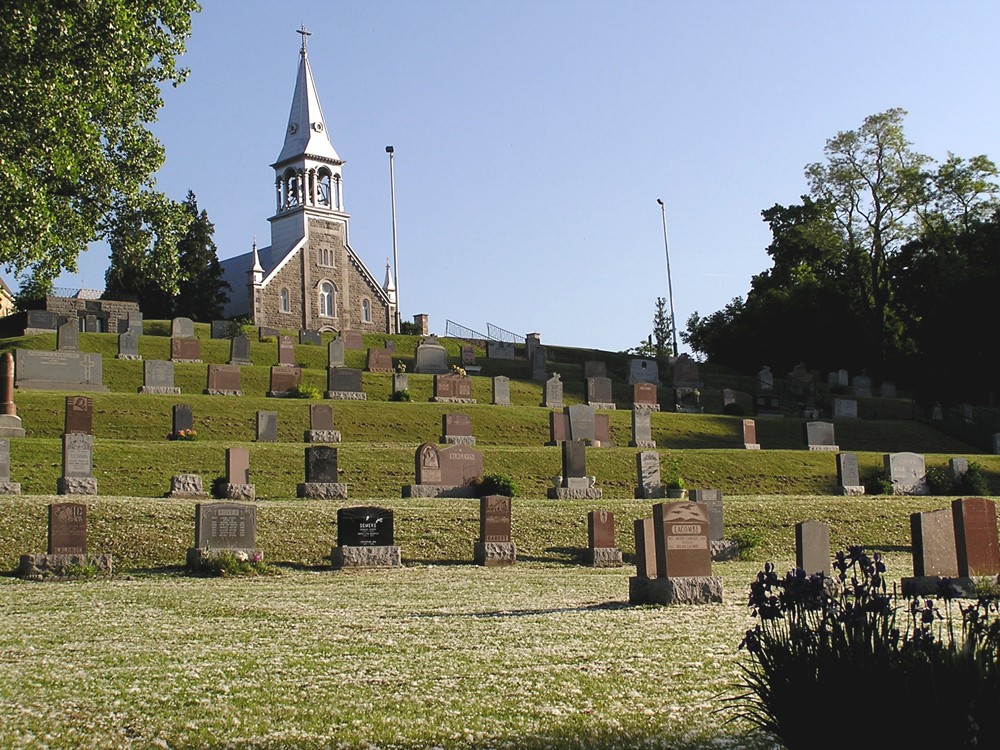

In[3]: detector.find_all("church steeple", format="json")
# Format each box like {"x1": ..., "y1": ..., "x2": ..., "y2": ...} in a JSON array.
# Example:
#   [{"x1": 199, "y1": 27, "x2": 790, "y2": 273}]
[{"x1": 271, "y1": 26, "x2": 344, "y2": 217}]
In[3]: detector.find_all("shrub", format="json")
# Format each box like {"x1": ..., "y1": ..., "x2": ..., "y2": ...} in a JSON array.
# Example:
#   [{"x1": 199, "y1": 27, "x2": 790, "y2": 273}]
[
  {"x1": 731, "y1": 549, "x2": 1000, "y2": 749},
  {"x1": 210, "y1": 476, "x2": 227, "y2": 499},
  {"x1": 926, "y1": 466, "x2": 953, "y2": 495},
  {"x1": 958, "y1": 461, "x2": 989, "y2": 495},
  {"x1": 259, "y1": 336, "x2": 276, "y2": 344},
  {"x1": 722, "y1": 402, "x2": 745, "y2": 416},
  {"x1": 729, "y1": 528, "x2": 765, "y2": 561},
  {"x1": 863, "y1": 470, "x2": 892, "y2": 495},
  {"x1": 193, "y1": 551, "x2": 276, "y2": 578},
  {"x1": 478, "y1": 473, "x2": 517, "y2": 497},
  {"x1": 389, "y1": 389, "x2": 412, "y2": 402},
  {"x1": 288, "y1": 384, "x2": 321, "y2": 399}
]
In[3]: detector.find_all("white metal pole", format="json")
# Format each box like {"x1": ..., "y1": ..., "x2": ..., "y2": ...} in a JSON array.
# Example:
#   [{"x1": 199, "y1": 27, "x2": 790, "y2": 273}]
[
  {"x1": 657, "y1": 199, "x2": 678, "y2": 357},
  {"x1": 387, "y1": 146, "x2": 400, "y2": 333}
]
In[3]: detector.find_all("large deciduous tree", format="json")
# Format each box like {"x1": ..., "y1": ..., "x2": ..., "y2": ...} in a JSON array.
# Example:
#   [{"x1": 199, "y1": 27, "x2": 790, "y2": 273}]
[{"x1": 0, "y1": 0, "x2": 200, "y2": 298}]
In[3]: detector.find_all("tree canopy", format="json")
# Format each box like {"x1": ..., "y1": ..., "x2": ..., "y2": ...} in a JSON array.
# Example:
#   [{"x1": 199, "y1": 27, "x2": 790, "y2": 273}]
[{"x1": 0, "y1": 0, "x2": 200, "y2": 298}]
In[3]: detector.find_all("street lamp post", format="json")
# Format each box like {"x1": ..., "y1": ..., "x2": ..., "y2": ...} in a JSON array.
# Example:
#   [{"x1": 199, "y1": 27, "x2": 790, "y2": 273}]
[
  {"x1": 386, "y1": 146, "x2": 400, "y2": 333},
  {"x1": 657, "y1": 199, "x2": 678, "y2": 357}
]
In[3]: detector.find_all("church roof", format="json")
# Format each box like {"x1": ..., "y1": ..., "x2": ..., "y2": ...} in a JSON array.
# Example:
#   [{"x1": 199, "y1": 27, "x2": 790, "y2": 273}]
[{"x1": 274, "y1": 35, "x2": 341, "y2": 167}]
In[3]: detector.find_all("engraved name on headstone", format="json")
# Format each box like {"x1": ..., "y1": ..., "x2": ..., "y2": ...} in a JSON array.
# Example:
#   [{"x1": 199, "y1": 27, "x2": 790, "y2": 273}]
[
  {"x1": 481, "y1": 495, "x2": 511, "y2": 543},
  {"x1": 49, "y1": 503, "x2": 87, "y2": 554},
  {"x1": 194, "y1": 502, "x2": 256, "y2": 550},
  {"x1": 337, "y1": 506, "x2": 393, "y2": 547},
  {"x1": 653, "y1": 501, "x2": 711, "y2": 577}
]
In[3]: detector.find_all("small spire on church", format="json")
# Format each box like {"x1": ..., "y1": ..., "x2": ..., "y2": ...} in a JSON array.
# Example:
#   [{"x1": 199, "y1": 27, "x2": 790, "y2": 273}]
[{"x1": 251, "y1": 236, "x2": 264, "y2": 284}]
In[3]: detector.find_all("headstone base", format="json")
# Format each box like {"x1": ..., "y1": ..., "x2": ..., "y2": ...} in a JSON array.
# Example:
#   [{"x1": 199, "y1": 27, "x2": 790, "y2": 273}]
[
  {"x1": 297, "y1": 482, "x2": 348, "y2": 499},
  {"x1": 892, "y1": 482, "x2": 930, "y2": 496},
  {"x1": 633, "y1": 404, "x2": 661, "y2": 412},
  {"x1": 331, "y1": 545, "x2": 402, "y2": 569},
  {"x1": 542, "y1": 400, "x2": 564, "y2": 409},
  {"x1": 635, "y1": 485, "x2": 665, "y2": 500},
  {"x1": 401, "y1": 484, "x2": 478, "y2": 498},
  {"x1": 167, "y1": 474, "x2": 208, "y2": 499},
  {"x1": 588, "y1": 402, "x2": 616, "y2": 411},
  {"x1": 186, "y1": 547, "x2": 262, "y2": 569},
  {"x1": 675, "y1": 407, "x2": 705, "y2": 414},
  {"x1": 492, "y1": 399, "x2": 511, "y2": 407},
  {"x1": 629, "y1": 440, "x2": 656, "y2": 448},
  {"x1": 430, "y1": 397, "x2": 477, "y2": 404},
  {"x1": 221, "y1": 483, "x2": 256, "y2": 501},
  {"x1": 57, "y1": 477, "x2": 97, "y2": 495},
  {"x1": 711, "y1": 539, "x2": 739, "y2": 561},
  {"x1": 228, "y1": 359, "x2": 253, "y2": 367},
  {"x1": 325, "y1": 391, "x2": 367, "y2": 400},
  {"x1": 840, "y1": 485, "x2": 866, "y2": 496},
  {"x1": 441, "y1": 435, "x2": 476, "y2": 445},
  {"x1": 901, "y1": 576, "x2": 980, "y2": 598},
  {"x1": 808, "y1": 445, "x2": 840, "y2": 452},
  {"x1": 474, "y1": 541, "x2": 516, "y2": 567},
  {"x1": 585, "y1": 439, "x2": 614, "y2": 448},
  {"x1": 266, "y1": 391, "x2": 296, "y2": 398},
  {"x1": 0, "y1": 481, "x2": 21, "y2": 495},
  {"x1": 18, "y1": 553, "x2": 114, "y2": 579},
  {"x1": 171, "y1": 358, "x2": 202, "y2": 364},
  {"x1": 633, "y1": 576, "x2": 723, "y2": 605},
  {"x1": 585, "y1": 547, "x2": 623, "y2": 567},
  {"x1": 116, "y1": 354, "x2": 142, "y2": 361},
  {"x1": 547, "y1": 487, "x2": 603, "y2": 500},
  {"x1": 16, "y1": 381, "x2": 109, "y2": 393},
  {"x1": 304, "y1": 430, "x2": 342, "y2": 443},
  {"x1": 138, "y1": 386, "x2": 181, "y2": 395},
  {"x1": 203, "y1": 389, "x2": 244, "y2": 397},
  {"x1": 0, "y1": 414, "x2": 26, "y2": 438},
  {"x1": 744, "y1": 443, "x2": 761, "y2": 450}
]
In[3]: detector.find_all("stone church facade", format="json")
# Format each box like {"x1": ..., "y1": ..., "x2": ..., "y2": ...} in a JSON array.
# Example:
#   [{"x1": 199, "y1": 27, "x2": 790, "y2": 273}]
[{"x1": 221, "y1": 32, "x2": 396, "y2": 333}]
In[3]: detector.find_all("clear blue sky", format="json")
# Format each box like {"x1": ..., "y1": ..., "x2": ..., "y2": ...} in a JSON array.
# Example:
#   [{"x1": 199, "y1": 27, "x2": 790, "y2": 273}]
[{"x1": 52, "y1": 0, "x2": 1000, "y2": 353}]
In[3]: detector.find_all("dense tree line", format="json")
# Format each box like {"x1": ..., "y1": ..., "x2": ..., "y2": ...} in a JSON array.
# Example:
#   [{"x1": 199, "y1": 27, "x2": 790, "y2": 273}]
[{"x1": 683, "y1": 110, "x2": 999, "y2": 405}]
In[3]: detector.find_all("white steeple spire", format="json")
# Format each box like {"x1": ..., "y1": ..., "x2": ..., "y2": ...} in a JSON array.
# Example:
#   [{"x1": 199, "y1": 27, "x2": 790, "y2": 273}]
[{"x1": 383, "y1": 261, "x2": 397, "y2": 303}]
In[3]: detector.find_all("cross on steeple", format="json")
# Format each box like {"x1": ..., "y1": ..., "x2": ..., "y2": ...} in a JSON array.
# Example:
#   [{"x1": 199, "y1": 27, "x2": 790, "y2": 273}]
[{"x1": 297, "y1": 24, "x2": 311, "y2": 55}]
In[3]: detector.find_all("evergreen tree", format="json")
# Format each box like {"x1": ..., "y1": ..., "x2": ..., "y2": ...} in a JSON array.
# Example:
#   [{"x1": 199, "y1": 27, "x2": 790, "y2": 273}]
[
  {"x1": 652, "y1": 296, "x2": 672, "y2": 358},
  {"x1": 172, "y1": 192, "x2": 231, "y2": 322}
]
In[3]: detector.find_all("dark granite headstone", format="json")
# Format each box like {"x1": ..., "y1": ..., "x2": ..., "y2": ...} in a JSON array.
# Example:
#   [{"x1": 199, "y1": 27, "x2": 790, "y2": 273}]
[
  {"x1": 586, "y1": 377, "x2": 613, "y2": 405},
  {"x1": 442, "y1": 414, "x2": 472, "y2": 438},
  {"x1": 256, "y1": 411, "x2": 278, "y2": 442},
  {"x1": 259, "y1": 326, "x2": 279, "y2": 341},
  {"x1": 584, "y1": 361, "x2": 607, "y2": 379},
  {"x1": 25, "y1": 310, "x2": 58, "y2": 331},
  {"x1": 229, "y1": 334, "x2": 252, "y2": 365},
  {"x1": 911, "y1": 508, "x2": 958, "y2": 577},
  {"x1": 117, "y1": 328, "x2": 139, "y2": 359},
  {"x1": 337, "y1": 506, "x2": 393, "y2": 547},
  {"x1": 366, "y1": 347, "x2": 393, "y2": 372},
  {"x1": 880, "y1": 381, "x2": 897, "y2": 399},
  {"x1": 634, "y1": 517, "x2": 658, "y2": 577},
  {"x1": 672, "y1": 355, "x2": 700, "y2": 386},
  {"x1": 652, "y1": 501, "x2": 712, "y2": 577},
  {"x1": 64, "y1": 396, "x2": 93, "y2": 435},
  {"x1": 805, "y1": 421, "x2": 837, "y2": 450},
  {"x1": 486, "y1": 341, "x2": 515, "y2": 359},
  {"x1": 277, "y1": 335, "x2": 295, "y2": 366},
  {"x1": 852, "y1": 375, "x2": 872, "y2": 397},
  {"x1": 837, "y1": 453, "x2": 861, "y2": 487},
  {"x1": 226, "y1": 447, "x2": 250, "y2": 485},
  {"x1": 173, "y1": 404, "x2": 193, "y2": 433},
  {"x1": 143, "y1": 359, "x2": 175, "y2": 390},
  {"x1": 170, "y1": 338, "x2": 201, "y2": 362},
  {"x1": 566, "y1": 404, "x2": 596, "y2": 442},
  {"x1": 633, "y1": 382, "x2": 658, "y2": 408},
  {"x1": 461, "y1": 346, "x2": 475, "y2": 366},
  {"x1": 57, "y1": 320, "x2": 79, "y2": 352},
  {"x1": 562, "y1": 440, "x2": 587, "y2": 480},
  {"x1": 328, "y1": 367, "x2": 364, "y2": 393},
  {"x1": 754, "y1": 395, "x2": 781, "y2": 416},
  {"x1": 299, "y1": 329, "x2": 322, "y2": 346},
  {"x1": 171, "y1": 317, "x2": 195, "y2": 338},
  {"x1": 689, "y1": 490, "x2": 723, "y2": 542},
  {"x1": 480, "y1": 495, "x2": 512, "y2": 543},
  {"x1": 310, "y1": 404, "x2": 335, "y2": 431},
  {"x1": 532, "y1": 347, "x2": 547, "y2": 381},
  {"x1": 952, "y1": 498, "x2": 1000, "y2": 576},
  {"x1": 328, "y1": 339, "x2": 345, "y2": 368},
  {"x1": 795, "y1": 520, "x2": 830, "y2": 576},
  {"x1": 340, "y1": 330, "x2": 364, "y2": 350},
  {"x1": 211, "y1": 320, "x2": 236, "y2": 339},
  {"x1": 305, "y1": 446, "x2": 339, "y2": 483},
  {"x1": 48, "y1": 503, "x2": 87, "y2": 554},
  {"x1": 194, "y1": 502, "x2": 256, "y2": 550},
  {"x1": 206, "y1": 364, "x2": 241, "y2": 392},
  {"x1": 269, "y1": 366, "x2": 301, "y2": 394},
  {"x1": 588, "y1": 510, "x2": 615, "y2": 548}
]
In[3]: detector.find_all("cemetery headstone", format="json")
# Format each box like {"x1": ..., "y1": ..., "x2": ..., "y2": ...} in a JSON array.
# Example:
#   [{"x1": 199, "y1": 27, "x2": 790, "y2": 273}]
[
  {"x1": 171, "y1": 317, "x2": 195, "y2": 338},
  {"x1": 594, "y1": 413, "x2": 612, "y2": 446},
  {"x1": 722, "y1": 388, "x2": 736, "y2": 407},
  {"x1": 833, "y1": 398, "x2": 858, "y2": 419},
  {"x1": 879, "y1": 381, "x2": 897, "y2": 399},
  {"x1": 795, "y1": 520, "x2": 830, "y2": 576},
  {"x1": 167, "y1": 474, "x2": 208, "y2": 499},
  {"x1": 532, "y1": 346, "x2": 548, "y2": 381},
  {"x1": 116, "y1": 328, "x2": 140, "y2": 360},
  {"x1": 630, "y1": 409, "x2": 655, "y2": 448},
  {"x1": 187, "y1": 502, "x2": 259, "y2": 568},
  {"x1": 392, "y1": 372, "x2": 408, "y2": 394},
  {"x1": 827, "y1": 372, "x2": 840, "y2": 387},
  {"x1": 49, "y1": 502, "x2": 87, "y2": 554},
  {"x1": 414, "y1": 335, "x2": 448, "y2": 374},
  {"x1": 635, "y1": 451, "x2": 663, "y2": 499},
  {"x1": 64, "y1": 396, "x2": 93, "y2": 435},
  {"x1": 911, "y1": 508, "x2": 959, "y2": 578},
  {"x1": 632, "y1": 382, "x2": 659, "y2": 411},
  {"x1": 953, "y1": 498, "x2": 1000, "y2": 576},
  {"x1": 492, "y1": 376, "x2": 510, "y2": 406},
  {"x1": 299, "y1": 329, "x2": 322, "y2": 346},
  {"x1": 328, "y1": 338, "x2": 345, "y2": 368},
  {"x1": 543, "y1": 373, "x2": 563, "y2": 408},
  {"x1": 525, "y1": 333, "x2": 541, "y2": 362},
  {"x1": 689, "y1": 490, "x2": 724, "y2": 542},
  {"x1": 586, "y1": 377, "x2": 615, "y2": 409},
  {"x1": 852, "y1": 375, "x2": 872, "y2": 398},
  {"x1": 672, "y1": 355, "x2": 701, "y2": 387},
  {"x1": 627, "y1": 359, "x2": 660, "y2": 385},
  {"x1": 567, "y1": 404, "x2": 596, "y2": 443},
  {"x1": 227, "y1": 334, "x2": 252, "y2": 366},
  {"x1": 57, "y1": 320, "x2": 79, "y2": 352},
  {"x1": 548, "y1": 440, "x2": 601, "y2": 499},
  {"x1": 757, "y1": 366, "x2": 773, "y2": 390},
  {"x1": 836, "y1": 453, "x2": 865, "y2": 495},
  {"x1": 674, "y1": 387, "x2": 703, "y2": 414},
  {"x1": 221, "y1": 447, "x2": 254, "y2": 501},
  {"x1": 404, "y1": 443, "x2": 483, "y2": 497},
  {"x1": 326, "y1": 367, "x2": 366, "y2": 400},
  {"x1": 652, "y1": 501, "x2": 713, "y2": 578},
  {"x1": 441, "y1": 413, "x2": 475, "y2": 445},
  {"x1": 268, "y1": 365, "x2": 302, "y2": 396},
  {"x1": 332, "y1": 506, "x2": 401, "y2": 569},
  {"x1": 837, "y1": 369, "x2": 848, "y2": 387},
  {"x1": 340, "y1": 330, "x2": 364, "y2": 350},
  {"x1": 258, "y1": 326, "x2": 279, "y2": 341},
  {"x1": 432, "y1": 374, "x2": 475, "y2": 403},
  {"x1": 460, "y1": 346, "x2": 476, "y2": 366},
  {"x1": 366, "y1": 347, "x2": 393, "y2": 372},
  {"x1": 14, "y1": 349, "x2": 109, "y2": 392},
  {"x1": 138, "y1": 359, "x2": 179, "y2": 395},
  {"x1": 276, "y1": 335, "x2": 296, "y2": 367},
  {"x1": 743, "y1": 419, "x2": 760, "y2": 450},
  {"x1": 584, "y1": 361, "x2": 607, "y2": 379},
  {"x1": 787, "y1": 363, "x2": 813, "y2": 395},
  {"x1": 58, "y1": 433, "x2": 96, "y2": 495},
  {"x1": 124, "y1": 310, "x2": 143, "y2": 333},
  {"x1": 486, "y1": 341, "x2": 515, "y2": 359},
  {"x1": 0, "y1": 439, "x2": 20, "y2": 494},
  {"x1": 256, "y1": 411, "x2": 278, "y2": 442},
  {"x1": 805, "y1": 421, "x2": 838, "y2": 451},
  {"x1": 949, "y1": 457, "x2": 969, "y2": 484},
  {"x1": 585, "y1": 509, "x2": 622, "y2": 567},
  {"x1": 753, "y1": 394, "x2": 781, "y2": 417},
  {"x1": 384, "y1": 340, "x2": 396, "y2": 354},
  {"x1": 305, "y1": 404, "x2": 341, "y2": 443},
  {"x1": 173, "y1": 404, "x2": 193, "y2": 434},
  {"x1": 211, "y1": 320, "x2": 236, "y2": 339},
  {"x1": 548, "y1": 411, "x2": 569, "y2": 445},
  {"x1": 170, "y1": 337, "x2": 201, "y2": 363},
  {"x1": 474, "y1": 495, "x2": 516, "y2": 566},
  {"x1": 629, "y1": 516, "x2": 661, "y2": 604},
  {"x1": 204, "y1": 364, "x2": 243, "y2": 396},
  {"x1": 884, "y1": 452, "x2": 929, "y2": 495},
  {"x1": 297, "y1": 446, "x2": 347, "y2": 499}
]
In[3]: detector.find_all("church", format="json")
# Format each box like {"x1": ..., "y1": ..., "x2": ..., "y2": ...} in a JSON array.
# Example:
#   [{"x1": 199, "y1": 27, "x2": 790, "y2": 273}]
[{"x1": 221, "y1": 31, "x2": 397, "y2": 333}]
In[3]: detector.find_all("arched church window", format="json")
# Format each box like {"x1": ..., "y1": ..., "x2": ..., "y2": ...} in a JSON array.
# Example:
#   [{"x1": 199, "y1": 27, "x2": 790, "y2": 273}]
[
  {"x1": 318, "y1": 169, "x2": 332, "y2": 207},
  {"x1": 280, "y1": 288, "x2": 290, "y2": 313},
  {"x1": 362, "y1": 299, "x2": 371, "y2": 322},
  {"x1": 284, "y1": 168, "x2": 299, "y2": 208},
  {"x1": 318, "y1": 248, "x2": 333, "y2": 267},
  {"x1": 319, "y1": 282, "x2": 337, "y2": 318}
]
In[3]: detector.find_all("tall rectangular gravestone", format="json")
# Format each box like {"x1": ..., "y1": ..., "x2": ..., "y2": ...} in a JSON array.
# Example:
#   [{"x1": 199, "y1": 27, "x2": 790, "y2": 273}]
[
  {"x1": 221, "y1": 447, "x2": 254, "y2": 501},
  {"x1": 911, "y1": 508, "x2": 959, "y2": 578},
  {"x1": 228, "y1": 334, "x2": 252, "y2": 366},
  {"x1": 652, "y1": 501, "x2": 712, "y2": 578},
  {"x1": 64, "y1": 396, "x2": 93, "y2": 435},
  {"x1": 57, "y1": 320, "x2": 79, "y2": 352},
  {"x1": 0, "y1": 439, "x2": 20, "y2": 494},
  {"x1": 584, "y1": 509, "x2": 622, "y2": 567},
  {"x1": 630, "y1": 410, "x2": 654, "y2": 448},
  {"x1": 543, "y1": 373, "x2": 563, "y2": 408},
  {"x1": 586, "y1": 377, "x2": 615, "y2": 409},
  {"x1": 116, "y1": 328, "x2": 140, "y2": 360},
  {"x1": 475, "y1": 495, "x2": 515, "y2": 567},
  {"x1": 173, "y1": 404, "x2": 193, "y2": 434},
  {"x1": 305, "y1": 404, "x2": 341, "y2": 443},
  {"x1": 689, "y1": 490, "x2": 723, "y2": 542},
  {"x1": 328, "y1": 339, "x2": 345, "y2": 368},
  {"x1": 548, "y1": 440, "x2": 601, "y2": 500},
  {"x1": 532, "y1": 347, "x2": 547, "y2": 382},
  {"x1": 297, "y1": 446, "x2": 347, "y2": 499},
  {"x1": 836, "y1": 453, "x2": 865, "y2": 495},
  {"x1": 795, "y1": 520, "x2": 830, "y2": 576},
  {"x1": 566, "y1": 404, "x2": 596, "y2": 443},
  {"x1": 629, "y1": 517, "x2": 661, "y2": 604},
  {"x1": 256, "y1": 411, "x2": 278, "y2": 443},
  {"x1": 492, "y1": 376, "x2": 510, "y2": 406},
  {"x1": 58, "y1": 433, "x2": 96, "y2": 495},
  {"x1": 277, "y1": 335, "x2": 295, "y2": 366},
  {"x1": 953, "y1": 498, "x2": 1000, "y2": 576},
  {"x1": 49, "y1": 502, "x2": 87, "y2": 554},
  {"x1": 635, "y1": 451, "x2": 663, "y2": 499},
  {"x1": 743, "y1": 419, "x2": 760, "y2": 450}
]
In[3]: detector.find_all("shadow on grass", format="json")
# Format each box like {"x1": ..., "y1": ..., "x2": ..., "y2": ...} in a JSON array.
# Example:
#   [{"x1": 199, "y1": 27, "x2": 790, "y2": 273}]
[{"x1": 412, "y1": 600, "x2": 632, "y2": 619}]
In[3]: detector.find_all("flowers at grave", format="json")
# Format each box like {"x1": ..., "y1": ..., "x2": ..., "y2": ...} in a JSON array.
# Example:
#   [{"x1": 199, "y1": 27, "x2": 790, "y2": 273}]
[
  {"x1": 167, "y1": 429, "x2": 198, "y2": 441},
  {"x1": 395, "y1": 362, "x2": 406, "y2": 373},
  {"x1": 450, "y1": 365, "x2": 466, "y2": 377}
]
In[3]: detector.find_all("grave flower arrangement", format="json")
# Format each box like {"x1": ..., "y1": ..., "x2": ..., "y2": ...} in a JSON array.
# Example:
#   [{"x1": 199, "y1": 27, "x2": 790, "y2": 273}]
[
  {"x1": 450, "y1": 365, "x2": 466, "y2": 377},
  {"x1": 732, "y1": 547, "x2": 1000, "y2": 749},
  {"x1": 167, "y1": 429, "x2": 198, "y2": 441}
]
